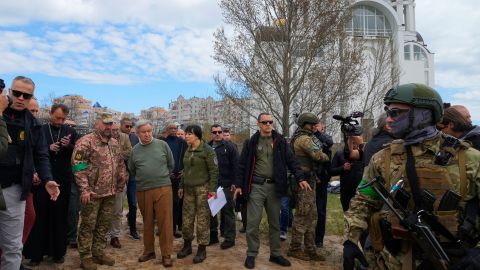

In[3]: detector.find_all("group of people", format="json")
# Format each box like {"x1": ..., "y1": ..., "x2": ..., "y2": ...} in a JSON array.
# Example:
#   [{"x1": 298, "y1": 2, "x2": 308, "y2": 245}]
[{"x1": 0, "y1": 76, "x2": 479, "y2": 270}]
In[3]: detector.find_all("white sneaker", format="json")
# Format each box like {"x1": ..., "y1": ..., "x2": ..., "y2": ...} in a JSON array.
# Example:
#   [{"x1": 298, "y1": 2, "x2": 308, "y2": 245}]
[{"x1": 280, "y1": 231, "x2": 287, "y2": 241}]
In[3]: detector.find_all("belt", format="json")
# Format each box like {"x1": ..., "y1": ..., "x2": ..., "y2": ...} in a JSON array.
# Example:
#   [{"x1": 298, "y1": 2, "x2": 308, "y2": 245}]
[{"x1": 252, "y1": 175, "x2": 275, "y2": 185}]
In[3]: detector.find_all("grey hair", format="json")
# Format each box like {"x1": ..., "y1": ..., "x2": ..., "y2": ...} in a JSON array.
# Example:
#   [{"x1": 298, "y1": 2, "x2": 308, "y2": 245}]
[
  {"x1": 136, "y1": 120, "x2": 152, "y2": 130},
  {"x1": 12, "y1": 76, "x2": 35, "y2": 88}
]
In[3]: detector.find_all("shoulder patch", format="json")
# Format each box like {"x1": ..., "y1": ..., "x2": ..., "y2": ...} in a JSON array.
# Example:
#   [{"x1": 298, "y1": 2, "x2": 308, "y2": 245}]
[{"x1": 74, "y1": 150, "x2": 85, "y2": 161}]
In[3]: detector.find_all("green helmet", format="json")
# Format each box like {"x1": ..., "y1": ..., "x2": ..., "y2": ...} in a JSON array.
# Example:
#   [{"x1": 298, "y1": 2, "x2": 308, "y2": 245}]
[
  {"x1": 297, "y1": 112, "x2": 320, "y2": 127},
  {"x1": 384, "y1": 83, "x2": 444, "y2": 123}
]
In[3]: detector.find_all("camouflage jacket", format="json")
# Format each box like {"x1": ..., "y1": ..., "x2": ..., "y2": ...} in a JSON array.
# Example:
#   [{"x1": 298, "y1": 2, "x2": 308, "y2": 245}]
[
  {"x1": 292, "y1": 129, "x2": 329, "y2": 173},
  {"x1": 117, "y1": 132, "x2": 132, "y2": 161},
  {"x1": 344, "y1": 133, "x2": 480, "y2": 248},
  {"x1": 71, "y1": 131, "x2": 128, "y2": 197}
]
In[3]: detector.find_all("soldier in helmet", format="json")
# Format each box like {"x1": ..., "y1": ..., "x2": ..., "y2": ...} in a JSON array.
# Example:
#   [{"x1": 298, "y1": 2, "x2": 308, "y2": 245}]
[
  {"x1": 287, "y1": 113, "x2": 329, "y2": 261},
  {"x1": 343, "y1": 84, "x2": 480, "y2": 270}
]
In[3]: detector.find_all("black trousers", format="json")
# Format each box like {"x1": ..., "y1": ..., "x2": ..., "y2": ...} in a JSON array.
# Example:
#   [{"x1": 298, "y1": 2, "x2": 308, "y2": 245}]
[{"x1": 24, "y1": 179, "x2": 71, "y2": 261}]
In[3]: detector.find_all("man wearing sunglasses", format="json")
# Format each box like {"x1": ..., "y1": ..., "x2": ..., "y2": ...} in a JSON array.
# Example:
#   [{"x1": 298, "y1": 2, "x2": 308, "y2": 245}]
[
  {"x1": 0, "y1": 76, "x2": 60, "y2": 270},
  {"x1": 208, "y1": 124, "x2": 239, "y2": 249},
  {"x1": 343, "y1": 83, "x2": 480, "y2": 270},
  {"x1": 234, "y1": 112, "x2": 307, "y2": 269}
]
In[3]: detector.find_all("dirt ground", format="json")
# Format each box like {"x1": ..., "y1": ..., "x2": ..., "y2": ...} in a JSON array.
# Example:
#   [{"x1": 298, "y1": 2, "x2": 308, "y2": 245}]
[{"x1": 26, "y1": 213, "x2": 343, "y2": 270}]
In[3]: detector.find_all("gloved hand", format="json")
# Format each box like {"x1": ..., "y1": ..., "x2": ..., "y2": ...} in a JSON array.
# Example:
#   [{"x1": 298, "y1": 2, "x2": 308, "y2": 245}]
[
  {"x1": 343, "y1": 240, "x2": 369, "y2": 270},
  {"x1": 450, "y1": 248, "x2": 480, "y2": 270}
]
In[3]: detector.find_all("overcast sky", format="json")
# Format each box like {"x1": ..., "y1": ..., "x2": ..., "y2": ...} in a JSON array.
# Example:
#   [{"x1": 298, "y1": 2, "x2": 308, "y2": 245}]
[{"x1": 0, "y1": 0, "x2": 478, "y2": 121}]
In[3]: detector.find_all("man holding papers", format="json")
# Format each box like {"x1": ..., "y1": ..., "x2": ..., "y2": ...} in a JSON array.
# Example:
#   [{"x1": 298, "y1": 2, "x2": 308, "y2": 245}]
[{"x1": 208, "y1": 124, "x2": 239, "y2": 250}]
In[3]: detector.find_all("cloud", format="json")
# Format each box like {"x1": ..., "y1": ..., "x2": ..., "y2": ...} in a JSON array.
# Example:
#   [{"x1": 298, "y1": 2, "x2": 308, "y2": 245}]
[
  {"x1": 0, "y1": 23, "x2": 221, "y2": 84},
  {"x1": 0, "y1": 1, "x2": 223, "y2": 84},
  {"x1": 0, "y1": 1, "x2": 221, "y2": 29},
  {"x1": 416, "y1": 0, "x2": 480, "y2": 121}
]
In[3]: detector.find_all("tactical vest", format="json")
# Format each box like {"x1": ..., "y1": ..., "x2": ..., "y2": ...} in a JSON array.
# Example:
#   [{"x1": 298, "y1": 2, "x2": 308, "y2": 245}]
[
  {"x1": 291, "y1": 130, "x2": 315, "y2": 172},
  {"x1": 370, "y1": 137, "x2": 468, "y2": 252}
]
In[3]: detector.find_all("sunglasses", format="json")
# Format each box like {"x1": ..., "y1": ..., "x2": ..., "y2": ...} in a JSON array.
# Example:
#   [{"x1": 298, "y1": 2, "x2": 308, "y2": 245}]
[
  {"x1": 125, "y1": 125, "x2": 133, "y2": 128},
  {"x1": 384, "y1": 106, "x2": 410, "y2": 118},
  {"x1": 11, "y1": 89, "x2": 33, "y2": 100},
  {"x1": 212, "y1": 131, "x2": 223, "y2": 134},
  {"x1": 260, "y1": 120, "x2": 274, "y2": 125}
]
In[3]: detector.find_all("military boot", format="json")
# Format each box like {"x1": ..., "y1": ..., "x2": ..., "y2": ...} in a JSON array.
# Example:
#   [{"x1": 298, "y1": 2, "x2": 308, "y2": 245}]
[
  {"x1": 177, "y1": 240, "x2": 192, "y2": 258},
  {"x1": 306, "y1": 250, "x2": 326, "y2": 261},
  {"x1": 287, "y1": 249, "x2": 311, "y2": 261},
  {"x1": 80, "y1": 257, "x2": 97, "y2": 270},
  {"x1": 193, "y1": 244, "x2": 207, "y2": 264},
  {"x1": 92, "y1": 254, "x2": 115, "y2": 266}
]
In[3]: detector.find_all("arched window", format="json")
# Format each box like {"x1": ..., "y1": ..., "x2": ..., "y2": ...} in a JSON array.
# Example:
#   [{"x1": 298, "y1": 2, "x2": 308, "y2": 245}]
[
  {"x1": 413, "y1": 45, "x2": 429, "y2": 67},
  {"x1": 346, "y1": 5, "x2": 392, "y2": 37},
  {"x1": 404, "y1": 44, "x2": 411, "y2": 60}
]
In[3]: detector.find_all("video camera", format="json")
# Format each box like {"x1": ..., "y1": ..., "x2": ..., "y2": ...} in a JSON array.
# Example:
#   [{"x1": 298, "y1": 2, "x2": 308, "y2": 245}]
[{"x1": 332, "y1": 111, "x2": 364, "y2": 136}]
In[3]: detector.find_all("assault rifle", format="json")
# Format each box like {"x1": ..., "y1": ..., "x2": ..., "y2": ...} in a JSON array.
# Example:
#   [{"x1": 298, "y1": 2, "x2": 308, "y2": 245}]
[{"x1": 358, "y1": 177, "x2": 465, "y2": 270}]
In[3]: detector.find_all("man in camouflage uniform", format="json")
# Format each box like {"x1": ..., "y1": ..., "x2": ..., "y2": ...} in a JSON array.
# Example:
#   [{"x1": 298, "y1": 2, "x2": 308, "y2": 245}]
[
  {"x1": 343, "y1": 84, "x2": 480, "y2": 270},
  {"x1": 71, "y1": 112, "x2": 128, "y2": 270},
  {"x1": 288, "y1": 113, "x2": 329, "y2": 261}
]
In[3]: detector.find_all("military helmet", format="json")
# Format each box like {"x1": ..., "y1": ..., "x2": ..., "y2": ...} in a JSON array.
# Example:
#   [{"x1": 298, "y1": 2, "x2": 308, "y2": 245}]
[
  {"x1": 384, "y1": 83, "x2": 443, "y2": 123},
  {"x1": 297, "y1": 112, "x2": 320, "y2": 126}
]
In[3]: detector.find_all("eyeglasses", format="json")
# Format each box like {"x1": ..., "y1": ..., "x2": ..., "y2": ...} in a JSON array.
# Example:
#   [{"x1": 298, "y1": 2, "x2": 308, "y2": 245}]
[
  {"x1": 212, "y1": 131, "x2": 223, "y2": 135},
  {"x1": 125, "y1": 125, "x2": 133, "y2": 128},
  {"x1": 384, "y1": 106, "x2": 410, "y2": 118},
  {"x1": 11, "y1": 89, "x2": 33, "y2": 100},
  {"x1": 259, "y1": 120, "x2": 274, "y2": 125}
]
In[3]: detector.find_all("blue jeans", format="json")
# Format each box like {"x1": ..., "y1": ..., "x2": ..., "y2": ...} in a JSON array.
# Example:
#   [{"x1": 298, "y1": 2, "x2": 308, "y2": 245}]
[
  {"x1": 279, "y1": 196, "x2": 291, "y2": 233},
  {"x1": 315, "y1": 180, "x2": 328, "y2": 244},
  {"x1": 126, "y1": 175, "x2": 137, "y2": 231}
]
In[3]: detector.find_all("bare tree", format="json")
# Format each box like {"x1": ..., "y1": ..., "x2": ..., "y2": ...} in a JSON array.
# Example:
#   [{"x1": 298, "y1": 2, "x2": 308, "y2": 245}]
[
  {"x1": 359, "y1": 38, "x2": 400, "y2": 116},
  {"x1": 214, "y1": 0, "x2": 364, "y2": 136}
]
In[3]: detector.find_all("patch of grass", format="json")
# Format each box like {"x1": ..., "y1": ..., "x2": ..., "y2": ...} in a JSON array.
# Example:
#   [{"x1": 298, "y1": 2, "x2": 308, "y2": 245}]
[{"x1": 325, "y1": 194, "x2": 344, "y2": 236}]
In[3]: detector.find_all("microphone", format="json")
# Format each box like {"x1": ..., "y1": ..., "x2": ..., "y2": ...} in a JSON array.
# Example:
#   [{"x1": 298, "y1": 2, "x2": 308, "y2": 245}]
[{"x1": 333, "y1": 115, "x2": 345, "y2": 121}]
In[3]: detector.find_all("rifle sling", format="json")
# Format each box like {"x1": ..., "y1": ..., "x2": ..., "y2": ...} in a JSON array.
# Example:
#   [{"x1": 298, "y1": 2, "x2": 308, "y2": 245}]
[{"x1": 405, "y1": 146, "x2": 423, "y2": 211}]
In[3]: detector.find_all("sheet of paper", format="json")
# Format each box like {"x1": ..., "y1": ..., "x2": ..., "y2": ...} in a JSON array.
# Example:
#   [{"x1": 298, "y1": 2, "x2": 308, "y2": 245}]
[{"x1": 208, "y1": 186, "x2": 227, "y2": 217}]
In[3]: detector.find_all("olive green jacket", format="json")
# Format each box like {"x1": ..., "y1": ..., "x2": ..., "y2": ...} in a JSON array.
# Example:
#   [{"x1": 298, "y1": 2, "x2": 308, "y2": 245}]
[{"x1": 181, "y1": 141, "x2": 218, "y2": 192}]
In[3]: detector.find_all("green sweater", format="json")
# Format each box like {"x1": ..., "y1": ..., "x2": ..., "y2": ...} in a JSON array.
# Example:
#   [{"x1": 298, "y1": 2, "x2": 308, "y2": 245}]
[
  {"x1": 128, "y1": 138, "x2": 174, "y2": 191},
  {"x1": 181, "y1": 141, "x2": 218, "y2": 192}
]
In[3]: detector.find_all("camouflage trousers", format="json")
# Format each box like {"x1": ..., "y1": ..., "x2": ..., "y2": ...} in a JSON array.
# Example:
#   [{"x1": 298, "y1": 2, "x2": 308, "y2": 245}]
[
  {"x1": 182, "y1": 184, "x2": 210, "y2": 245},
  {"x1": 78, "y1": 195, "x2": 115, "y2": 259},
  {"x1": 290, "y1": 180, "x2": 317, "y2": 252}
]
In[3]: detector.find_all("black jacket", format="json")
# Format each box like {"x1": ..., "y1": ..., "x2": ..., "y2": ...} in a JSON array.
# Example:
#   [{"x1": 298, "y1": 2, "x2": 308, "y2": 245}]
[
  {"x1": 236, "y1": 130, "x2": 304, "y2": 198},
  {"x1": 330, "y1": 148, "x2": 364, "y2": 192},
  {"x1": 163, "y1": 135, "x2": 188, "y2": 174},
  {"x1": 208, "y1": 140, "x2": 239, "y2": 187},
  {"x1": 0, "y1": 108, "x2": 53, "y2": 200},
  {"x1": 363, "y1": 130, "x2": 394, "y2": 165},
  {"x1": 462, "y1": 125, "x2": 480, "y2": 151}
]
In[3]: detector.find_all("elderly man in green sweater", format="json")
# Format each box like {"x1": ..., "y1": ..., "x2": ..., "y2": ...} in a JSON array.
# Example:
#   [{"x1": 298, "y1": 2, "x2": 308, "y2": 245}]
[{"x1": 128, "y1": 121, "x2": 175, "y2": 267}]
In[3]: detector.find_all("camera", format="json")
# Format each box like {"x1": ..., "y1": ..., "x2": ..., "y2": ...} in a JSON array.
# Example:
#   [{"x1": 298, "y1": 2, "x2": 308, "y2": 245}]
[
  {"x1": 333, "y1": 111, "x2": 364, "y2": 136},
  {"x1": 0, "y1": 78, "x2": 13, "y2": 108}
]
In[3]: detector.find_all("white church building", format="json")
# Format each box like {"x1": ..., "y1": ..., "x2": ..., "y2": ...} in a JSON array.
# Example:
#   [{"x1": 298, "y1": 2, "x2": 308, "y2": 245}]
[{"x1": 348, "y1": 0, "x2": 434, "y2": 87}]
